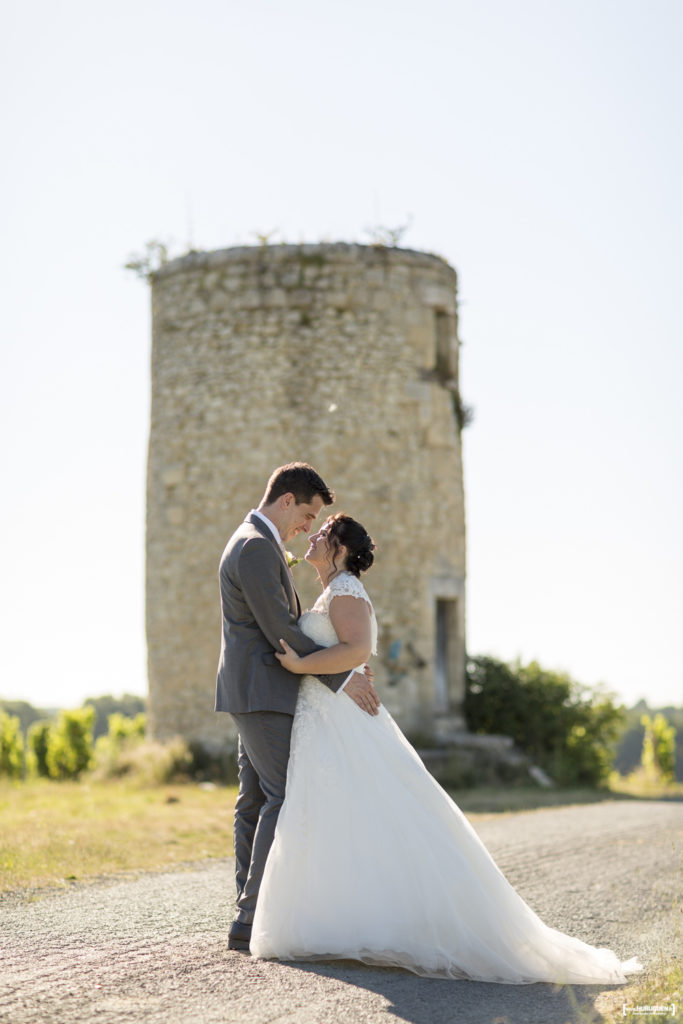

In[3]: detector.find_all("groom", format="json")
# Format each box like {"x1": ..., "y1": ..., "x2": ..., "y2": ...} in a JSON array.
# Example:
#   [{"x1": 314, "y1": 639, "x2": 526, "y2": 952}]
[{"x1": 215, "y1": 462, "x2": 381, "y2": 951}]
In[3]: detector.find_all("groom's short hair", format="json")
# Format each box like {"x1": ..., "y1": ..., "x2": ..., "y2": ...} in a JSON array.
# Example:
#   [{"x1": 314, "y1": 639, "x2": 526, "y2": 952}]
[{"x1": 263, "y1": 462, "x2": 335, "y2": 507}]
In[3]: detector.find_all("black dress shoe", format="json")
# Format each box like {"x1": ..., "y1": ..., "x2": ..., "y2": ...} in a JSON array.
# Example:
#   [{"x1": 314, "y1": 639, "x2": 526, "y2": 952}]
[{"x1": 228, "y1": 921, "x2": 252, "y2": 951}]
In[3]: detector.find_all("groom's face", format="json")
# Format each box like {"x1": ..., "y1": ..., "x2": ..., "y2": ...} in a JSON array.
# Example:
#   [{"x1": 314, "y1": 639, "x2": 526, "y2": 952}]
[{"x1": 280, "y1": 493, "x2": 325, "y2": 543}]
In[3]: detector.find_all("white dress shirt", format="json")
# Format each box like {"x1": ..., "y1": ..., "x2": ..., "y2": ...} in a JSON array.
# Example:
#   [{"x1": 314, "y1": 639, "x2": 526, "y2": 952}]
[{"x1": 250, "y1": 509, "x2": 352, "y2": 691}]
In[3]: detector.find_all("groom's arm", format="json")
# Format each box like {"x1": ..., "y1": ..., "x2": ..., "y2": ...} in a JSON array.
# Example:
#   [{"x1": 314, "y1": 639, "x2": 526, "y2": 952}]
[{"x1": 237, "y1": 538, "x2": 348, "y2": 693}]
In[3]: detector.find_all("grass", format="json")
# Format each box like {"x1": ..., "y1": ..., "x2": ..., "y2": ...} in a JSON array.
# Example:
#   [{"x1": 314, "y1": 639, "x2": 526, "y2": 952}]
[
  {"x1": 447, "y1": 782, "x2": 683, "y2": 816},
  {"x1": 446, "y1": 785, "x2": 619, "y2": 815},
  {"x1": 447, "y1": 776, "x2": 683, "y2": 816},
  {"x1": 593, "y1": 958, "x2": 682, "y2": 1023},
  {"x1": 2, "y1": 775, "x2": 680, "y2": 896},
  {"x1": 0, "y1": 778, "x2": 237, "y2": 894},
  {"x1": 608, "y1": 773, "x2": 683, "y2": 801},
  {"x1": 4, "y1": 780, "x2": 606, "y2": 895}
]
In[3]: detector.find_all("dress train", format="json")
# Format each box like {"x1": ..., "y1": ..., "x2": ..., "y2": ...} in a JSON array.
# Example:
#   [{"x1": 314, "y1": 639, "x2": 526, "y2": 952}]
[{"x1": 250, "y1": 575, "x2": 641, "y2": 984}]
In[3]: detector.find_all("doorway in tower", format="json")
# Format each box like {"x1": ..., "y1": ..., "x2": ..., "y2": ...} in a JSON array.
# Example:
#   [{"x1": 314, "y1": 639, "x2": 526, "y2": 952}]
[{"x1": 434, "y1": 597, "x2": 459, "y2": 713}]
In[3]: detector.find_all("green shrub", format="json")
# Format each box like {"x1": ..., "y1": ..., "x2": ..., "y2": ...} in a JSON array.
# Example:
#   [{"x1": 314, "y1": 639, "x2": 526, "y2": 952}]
[
  {"x1": 0, "y1": 699, "x2": 55, "y2": 736},
  {"x1": 46, "y1": 706, "x2": 96, "y2": 780},
  {"x1": 91, "y1": 711, "x2": 190, "y2": 786},
  {"x1": 641, "y1": 712, "x2": 676, "y2": 783},
  {"x1": 93, "y1": 736, "x2": 193, "y2": 786},
  {"x1": 465, "y1": 656, "x2": 624, "y2": 786},
  {"x1": 26, "y1": 720, "x2": 53, "y2": 777},
  {"x1": 613, "y1": 702, "x2": 683, "y2": 782},
  {"x1": 187, "y1": 741, "x2": 239, "y2": 785},
  {"x1": 0, "y1": 711, "x2": 24, "y2": 779},
  {"x1": 82, "y1": 694, "x2": 146, "y2": 741},
  {"x1": 106, "y1": 711, "x2": 146, "y2": 744},
  {"x1": 94, "y1": 712, "x2": 147, "y2": 777}
]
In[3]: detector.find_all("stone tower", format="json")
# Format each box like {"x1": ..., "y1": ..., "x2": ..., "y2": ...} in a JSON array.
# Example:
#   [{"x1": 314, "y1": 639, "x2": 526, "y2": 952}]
[{"x1": 146, "y1": 243, "x2": 466, "y2": 752}]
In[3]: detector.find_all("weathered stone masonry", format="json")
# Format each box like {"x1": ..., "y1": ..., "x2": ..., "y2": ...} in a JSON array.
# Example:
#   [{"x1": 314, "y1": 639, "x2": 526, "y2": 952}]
[{"x1": 147, "y1": 243, "x2": 466, "y2": 752}]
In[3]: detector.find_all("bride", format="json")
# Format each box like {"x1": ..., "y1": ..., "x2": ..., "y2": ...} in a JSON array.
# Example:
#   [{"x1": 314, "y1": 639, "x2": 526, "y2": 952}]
[{"x1": 249, "y1": 513, "x2": 641, "y2": 985}]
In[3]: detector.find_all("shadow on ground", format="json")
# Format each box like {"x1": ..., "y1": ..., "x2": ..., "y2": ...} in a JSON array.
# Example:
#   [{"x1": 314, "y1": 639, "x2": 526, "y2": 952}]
[{"x1": 282, "y1": 959, "x2": 621, "y2": 1024}]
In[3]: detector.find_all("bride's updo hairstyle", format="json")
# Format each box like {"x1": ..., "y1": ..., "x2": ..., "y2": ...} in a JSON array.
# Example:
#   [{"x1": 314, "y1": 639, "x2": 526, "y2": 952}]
[{"x1": 325, "y1": 513, "x2": 376, "y2": 578}]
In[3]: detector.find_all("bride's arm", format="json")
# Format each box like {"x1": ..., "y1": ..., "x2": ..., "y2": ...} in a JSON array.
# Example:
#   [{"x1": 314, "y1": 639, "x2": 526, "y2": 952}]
[{"x1": 275, "y1": 595, "x2": 372, "y2": 674}]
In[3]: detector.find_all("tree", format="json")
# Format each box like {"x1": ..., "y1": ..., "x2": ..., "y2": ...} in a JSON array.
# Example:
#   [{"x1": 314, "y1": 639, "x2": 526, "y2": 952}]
[
  {"x1": 640, "y1": 713, "x2": 676, "y2": 783},
  {"x1": 93, "y1": 712, "x2": 147, "y2": 779},
  {"x1": 106, "y1": 712, "x2": 146, "y2": 744},
  {"x1": 46, "y1": 707, "x2": 96, "y2": 780},
  {"x1": 0, "y1": 699, "x2": 56, "y2": 735},
  {"x1": 0, "y1": 711, "x2": 24, "y2": 779},
  {"x1": 26, "y1": 721, "x2": 53, "y2": 777},
  {"x1": 82, "y1": 694, "x2": 146, "y2": 741},
  {"x1": 465, "y1": 656, "x2": 624, "y2": 786}
]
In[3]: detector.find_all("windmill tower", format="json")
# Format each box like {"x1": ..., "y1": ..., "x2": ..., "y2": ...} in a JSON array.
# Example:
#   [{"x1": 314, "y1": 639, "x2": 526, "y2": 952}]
[{"x1": 146, "y1": 243, "x2": 467, "y2": 751}]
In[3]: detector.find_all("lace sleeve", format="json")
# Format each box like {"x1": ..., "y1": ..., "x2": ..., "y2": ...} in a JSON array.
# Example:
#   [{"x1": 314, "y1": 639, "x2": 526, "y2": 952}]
[{"x1": 323, "y1": 573, "x2": 378, "y2": 656}]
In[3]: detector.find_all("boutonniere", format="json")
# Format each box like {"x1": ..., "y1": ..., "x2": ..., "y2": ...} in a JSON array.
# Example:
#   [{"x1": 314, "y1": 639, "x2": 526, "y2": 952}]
[{"x1": 285, "y1": 551, "x2": 303, "y2": 568}]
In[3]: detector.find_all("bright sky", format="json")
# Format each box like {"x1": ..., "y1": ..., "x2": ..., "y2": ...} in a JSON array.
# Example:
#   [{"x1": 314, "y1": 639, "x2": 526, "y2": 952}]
[{"x1": 1, "y1": 0, "x2": 681, "y2": 712}]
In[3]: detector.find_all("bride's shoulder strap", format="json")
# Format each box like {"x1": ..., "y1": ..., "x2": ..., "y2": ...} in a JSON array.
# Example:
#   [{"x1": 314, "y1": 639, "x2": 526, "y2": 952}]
[
  {"x1": 327, "y1": 572, "x2": 371, "y2": 604},
  {"x1": 326, "y1": 573, "x2": 377, "y2": 655}
]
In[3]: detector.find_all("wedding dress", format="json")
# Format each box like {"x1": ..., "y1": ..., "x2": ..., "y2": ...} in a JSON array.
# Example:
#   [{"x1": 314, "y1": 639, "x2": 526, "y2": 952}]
[{"x1": 250, "y1": 573, "x2": 641, "y2": 984}]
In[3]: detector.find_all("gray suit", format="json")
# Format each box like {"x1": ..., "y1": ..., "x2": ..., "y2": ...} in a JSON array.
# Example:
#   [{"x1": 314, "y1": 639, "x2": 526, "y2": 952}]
[{"x1": 215, "y1": 512, "x2": 346, "y2": 926}]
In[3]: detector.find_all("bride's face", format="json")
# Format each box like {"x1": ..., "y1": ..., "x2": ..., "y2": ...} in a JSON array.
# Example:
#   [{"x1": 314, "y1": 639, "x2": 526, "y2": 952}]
[{"x1": 306, "y1": 523, "x2": 344, "y2": 571}]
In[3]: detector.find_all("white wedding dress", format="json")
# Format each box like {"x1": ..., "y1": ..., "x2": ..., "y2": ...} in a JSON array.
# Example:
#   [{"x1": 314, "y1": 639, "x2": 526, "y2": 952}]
[{"x1": 250, "y1": 573, "x2": 641, "y2": 984}]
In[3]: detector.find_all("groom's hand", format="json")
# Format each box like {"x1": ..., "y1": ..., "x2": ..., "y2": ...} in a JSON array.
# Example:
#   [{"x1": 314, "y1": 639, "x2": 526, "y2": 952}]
[{"x1": 344, "y1": 672, "x2": 381, "y2": 716}]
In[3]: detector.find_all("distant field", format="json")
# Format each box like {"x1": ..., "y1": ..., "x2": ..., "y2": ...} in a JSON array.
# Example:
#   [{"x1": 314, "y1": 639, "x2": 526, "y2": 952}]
[
  {"x1": 0, "y1": 779, "x2": 237, "y2": 893},
  {"x1": 2, "y1": 777, "x2": 681, "y2": 895}
]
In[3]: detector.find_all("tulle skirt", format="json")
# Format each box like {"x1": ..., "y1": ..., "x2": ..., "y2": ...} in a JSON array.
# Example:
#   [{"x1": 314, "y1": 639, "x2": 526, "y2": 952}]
[{"x1": 251, "y1": 679, "x2": 641, "y2": 984}]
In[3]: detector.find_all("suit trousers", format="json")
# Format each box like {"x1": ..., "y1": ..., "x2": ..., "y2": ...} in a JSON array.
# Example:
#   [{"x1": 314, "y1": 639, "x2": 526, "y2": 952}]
[{"x1": 230, "y1": 710, "x2": 294, "y2": 926}]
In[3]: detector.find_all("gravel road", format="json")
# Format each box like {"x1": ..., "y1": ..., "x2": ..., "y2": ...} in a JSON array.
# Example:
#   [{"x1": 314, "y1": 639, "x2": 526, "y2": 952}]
[{"x1": 1, "y1": 800, "x2": 680, "y2": 1024}]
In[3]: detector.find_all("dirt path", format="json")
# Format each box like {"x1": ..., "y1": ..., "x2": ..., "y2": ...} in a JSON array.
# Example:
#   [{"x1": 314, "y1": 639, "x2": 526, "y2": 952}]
[{"x1": 1, "y1": 800, "x2": 680, "y2": 1024}]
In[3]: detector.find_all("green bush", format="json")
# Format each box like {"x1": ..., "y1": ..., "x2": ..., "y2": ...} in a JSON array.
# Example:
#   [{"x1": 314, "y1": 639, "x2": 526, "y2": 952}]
[
  {"x1": 26, "y1": 720, "x2": 53, "y2": 777},
  {"x1": 94, "y1": 712, "x2": 147, "y2": 777},
  {"x1": 107, "y1": 711, "x2": 146, "y2": 744},
  {"x1": 465, "y1": 656, "x2": 624, "y2": 786},
  {"x1": 93, "y1": 736, "x2": 193, "y2": 786},
  {"x1": 188, "y1": 740, "x2": 240, "y2": 786},
  {"x1": 92, "y1": 711, "x2": 193, "y2": 785},
  {"x1": 641, "y1": 712, "x2": 676, "y2": 783},
  {"x1": 0, "y1": 711, "x2": 24, "y2": 779},
  {"x1": 46, "y1": 706, "x2": 96, "y2": 780},
  {"x1": 82, "y1": 694, "x2": 146, "y2": 741},
  {"x1": 0, "y1": 699, "x2": 55, "y2": 736}
]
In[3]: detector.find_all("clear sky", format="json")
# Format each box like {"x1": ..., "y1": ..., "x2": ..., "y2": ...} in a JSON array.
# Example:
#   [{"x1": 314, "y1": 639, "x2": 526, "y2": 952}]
[{"x1": 1, "y1": 0, "x2": 681, "y2": 711}]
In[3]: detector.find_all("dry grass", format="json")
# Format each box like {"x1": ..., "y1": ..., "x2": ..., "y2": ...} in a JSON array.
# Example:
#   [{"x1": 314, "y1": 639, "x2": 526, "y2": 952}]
[
  {"x1": 3, "y1": 774, "x2": 680, "y2": 896},
  {"x1": 608, "y1": 772, "x2": 683, "y2": 801},
  {"x1": 0, "y1": 778, "x2": 237, "y2": 893},
  {"x1": 446, "y1": 785, "x2": 621, "y2": 815},
  {"x1": 448, "y1": 778, "x2": 683, "y2": 816},
  {"x1": 594, "y1": 958, "x2": 682, "y2": 1023}
]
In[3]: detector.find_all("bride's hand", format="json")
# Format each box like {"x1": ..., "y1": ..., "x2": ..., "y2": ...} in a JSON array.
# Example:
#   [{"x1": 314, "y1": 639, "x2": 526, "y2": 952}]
[{"x1": 275, "y1": 638, "x2": 304, "y2": 673}]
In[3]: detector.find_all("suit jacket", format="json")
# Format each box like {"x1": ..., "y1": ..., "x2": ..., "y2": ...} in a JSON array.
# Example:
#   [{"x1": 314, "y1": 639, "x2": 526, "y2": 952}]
[{"x1": 214, "y1": 512, "x2": 348, "y2": 715}]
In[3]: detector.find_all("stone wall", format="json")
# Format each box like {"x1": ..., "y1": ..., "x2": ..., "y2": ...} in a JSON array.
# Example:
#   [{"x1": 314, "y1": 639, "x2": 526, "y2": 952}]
[{"x1": 147, "y1": 243, "x2": 466, "y2": 752}]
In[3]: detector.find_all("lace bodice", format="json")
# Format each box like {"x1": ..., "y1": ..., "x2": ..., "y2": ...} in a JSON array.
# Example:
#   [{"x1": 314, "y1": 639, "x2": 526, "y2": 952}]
[
  {"x1": 289, "y1": 572, "x2": 380, "y2": 805},
  {"x1": 299, "y1": 572, "x2": 377, "y2": 659}
]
